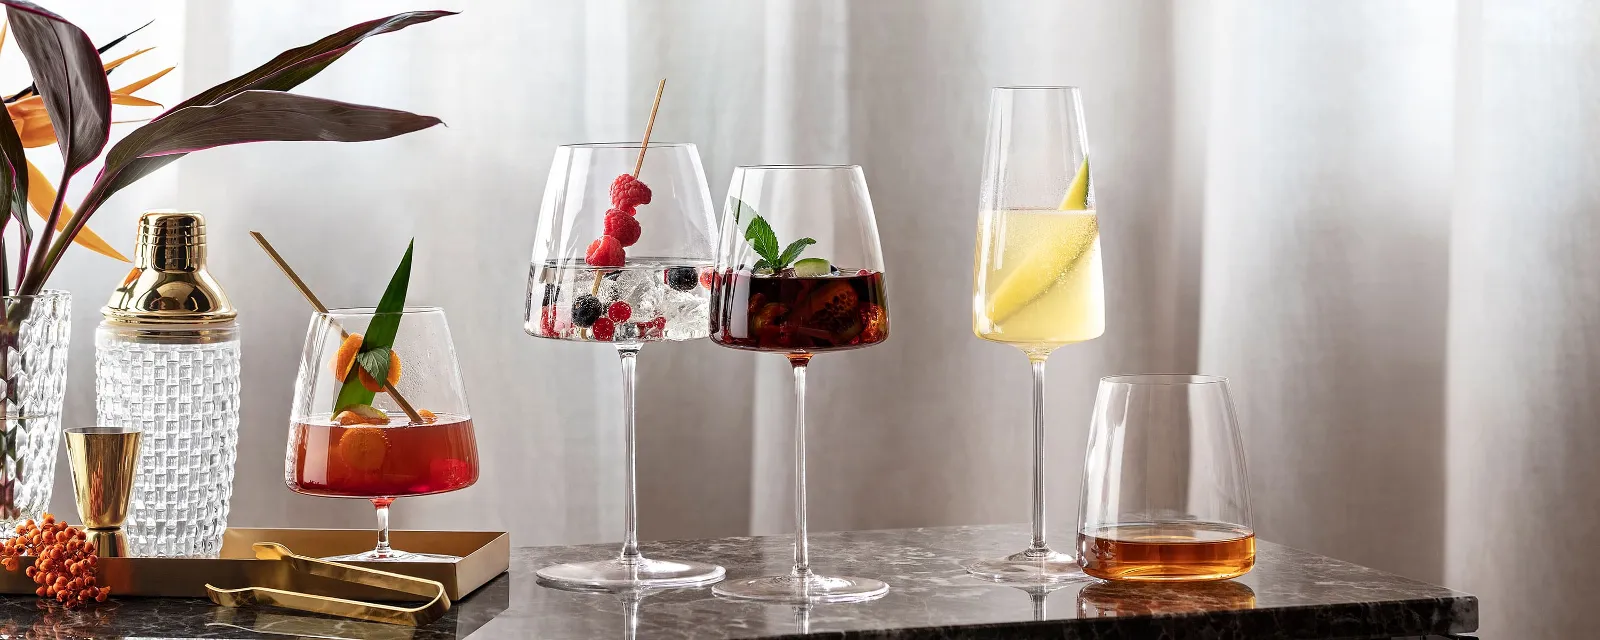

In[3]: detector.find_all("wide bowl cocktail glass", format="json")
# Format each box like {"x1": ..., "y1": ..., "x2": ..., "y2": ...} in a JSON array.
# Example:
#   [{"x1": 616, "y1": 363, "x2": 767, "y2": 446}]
[
  {"x1": 525, "y1": 142, "x2": 725, "y2": 589},
  {"x1": 287, "y1": 307, "x2": 479, "y2": 562},
  {"x1": 709, "y1": 165, "x2": 891, "y2": 604}
]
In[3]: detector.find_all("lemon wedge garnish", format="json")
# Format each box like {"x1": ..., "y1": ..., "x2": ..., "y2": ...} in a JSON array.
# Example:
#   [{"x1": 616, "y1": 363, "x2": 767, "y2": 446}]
[{"x1": 984, "y1": 158, "x2": 1096, "y2": 325}]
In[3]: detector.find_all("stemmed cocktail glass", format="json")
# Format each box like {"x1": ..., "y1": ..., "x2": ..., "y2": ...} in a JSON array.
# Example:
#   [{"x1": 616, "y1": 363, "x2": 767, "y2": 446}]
[
  {"x1": 287, "y1": 307, "x2": 479, "y2": 562},
  {"x1": 525, "y1": 142, "x2": 725, "y2": 589},
  {"x1": 709, "y1": 165, "x2": 891, "y2": 603},
  {"x1": 964, "y1": 86, "x2": 1103, "y2": 583}
]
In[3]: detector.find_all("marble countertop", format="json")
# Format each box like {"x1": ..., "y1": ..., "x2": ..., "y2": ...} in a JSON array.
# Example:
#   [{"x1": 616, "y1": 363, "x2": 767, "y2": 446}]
[{"x1": 0, "y1": 524, "x2": 1476, "y2": 639}]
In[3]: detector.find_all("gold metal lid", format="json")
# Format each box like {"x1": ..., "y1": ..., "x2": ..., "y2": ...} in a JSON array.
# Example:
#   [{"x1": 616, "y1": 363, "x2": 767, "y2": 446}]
[{"x1": 102, "y1": 210, "x2": 236, "y2": 325}]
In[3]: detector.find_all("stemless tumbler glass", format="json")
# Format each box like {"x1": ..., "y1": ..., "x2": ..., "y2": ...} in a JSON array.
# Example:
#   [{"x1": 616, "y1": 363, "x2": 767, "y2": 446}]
[
  {"x1": 965, "y1": 86, "x2": 1103, "y2": 583},
  {"x1": 526, "y1": 142, "x2": 725, "y2": 589},
  {"x1": 1077, "y1": 375, "x2": 1255, "y2": 581},
  {"x1": 287, "y1": 307, "x2": 479, "y2": 562},
  {"x1": 710, "y1": 165, "x2": 891, "y2": 604}
]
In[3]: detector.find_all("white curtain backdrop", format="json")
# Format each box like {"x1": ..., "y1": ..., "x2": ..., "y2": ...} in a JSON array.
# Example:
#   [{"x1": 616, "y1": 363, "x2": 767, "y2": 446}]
[{"x1": 22, "y1": 1, "x2": 1595, "y2": 636}]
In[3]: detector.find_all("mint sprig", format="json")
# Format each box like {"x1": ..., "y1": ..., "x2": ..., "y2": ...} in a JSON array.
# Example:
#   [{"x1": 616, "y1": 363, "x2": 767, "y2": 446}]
[
  {"x1": 733, "y1": 197, "x2": 817, "y2": 272},
  {"x1": 333, "y1": 240, "x2": 413, "y2": 413}
]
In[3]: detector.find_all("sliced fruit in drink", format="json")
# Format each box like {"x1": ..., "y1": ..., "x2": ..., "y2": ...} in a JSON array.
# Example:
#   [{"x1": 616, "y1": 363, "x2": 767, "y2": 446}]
[
  {"x1": 792, "y1": 257, "x2": 832, "y2": 277},
  {"x1": 1058, "y1": 156, "x2": 1091, "y2": 210},
  {"x1": 983, "y1": 211, "x2": 1098, "y2": 325}
]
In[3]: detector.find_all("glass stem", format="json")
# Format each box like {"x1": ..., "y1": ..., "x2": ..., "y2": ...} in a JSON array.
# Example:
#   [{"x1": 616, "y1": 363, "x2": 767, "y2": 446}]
[
  {"x1": 789, "y1": 352, "x2": 813, "y2": 580},
  {"x1": 372, "y1": 497, "x2": 394, "y2": 558},
  {"x1": 1029, "y1": 356, "x2": 1049, "y2": 555},
  {"x1": 617, "y1": 344, "x2": 643, "y2": 564}
]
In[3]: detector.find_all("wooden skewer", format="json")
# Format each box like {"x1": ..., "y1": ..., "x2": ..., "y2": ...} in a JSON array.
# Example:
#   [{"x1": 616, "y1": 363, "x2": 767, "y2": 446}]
[
  {"x1": 632, "y1": 78, "x2": 666, "y2": 178},
  {"x1": 250, "y1": 231, "x2": 424, "y2": 424},
  {"x1": 592, "y1": 79, "x2": 669, "y2": 299}
]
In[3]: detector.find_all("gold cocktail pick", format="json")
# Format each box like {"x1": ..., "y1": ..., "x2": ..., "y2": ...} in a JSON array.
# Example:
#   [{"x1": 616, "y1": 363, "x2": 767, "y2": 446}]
[
  {"x1": 206, "y1": 542, "x2": 450, "y2": 626},
  {"x1": 249, "y1": 230, "x2": 424, "y2": 423}
]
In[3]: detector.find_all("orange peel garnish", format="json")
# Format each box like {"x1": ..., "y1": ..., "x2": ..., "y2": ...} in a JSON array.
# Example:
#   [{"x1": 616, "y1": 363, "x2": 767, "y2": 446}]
[
  {"x1": 357, "y1": 349, "x2": 402, "y2": 392},
  {"x1": 330, "y1": 333, "x2": 364, "y2": 379},
  {"x1": 416, "y1": 409, "x2": 437, "y2": 424},
  {"x1": 337, "y1": 427, "x2": 388, "y2": 472}
]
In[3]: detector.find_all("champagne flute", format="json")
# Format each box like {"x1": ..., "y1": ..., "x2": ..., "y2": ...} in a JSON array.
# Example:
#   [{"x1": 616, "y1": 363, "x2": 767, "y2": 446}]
[
  {"x1": 964, "y1": 86, "x2": 1103, "y2": 583},
  {"x1": 709, "y1": 165, "x2": 891, "y2": 603}
]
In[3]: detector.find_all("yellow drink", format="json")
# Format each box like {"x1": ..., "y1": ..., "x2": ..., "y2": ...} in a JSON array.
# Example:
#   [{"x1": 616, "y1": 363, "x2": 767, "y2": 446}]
[{"x1": 972, "y1": 209, "x2": 1104, "y2": 353}]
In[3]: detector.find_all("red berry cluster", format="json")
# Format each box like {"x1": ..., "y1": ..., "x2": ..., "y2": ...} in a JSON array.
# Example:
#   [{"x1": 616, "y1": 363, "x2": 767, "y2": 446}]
[
  {"x1": 586, "y1": 174, "x2": 653, "y2": 268},
  {"x1": 0, "y1": 515, "x2": 111, "y2": 608}
]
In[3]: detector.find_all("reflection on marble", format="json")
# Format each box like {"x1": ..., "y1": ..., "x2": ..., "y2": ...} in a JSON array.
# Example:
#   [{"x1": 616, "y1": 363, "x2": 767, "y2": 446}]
[{"x1": 0, "y1": 525, "x2": 1476, "y2": 639}]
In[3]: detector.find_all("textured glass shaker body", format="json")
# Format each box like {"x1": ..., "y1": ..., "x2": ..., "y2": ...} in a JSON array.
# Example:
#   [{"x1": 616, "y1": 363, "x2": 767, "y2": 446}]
[{"x1": 95, "y1": 211, "x2": 241, "y2": 557}]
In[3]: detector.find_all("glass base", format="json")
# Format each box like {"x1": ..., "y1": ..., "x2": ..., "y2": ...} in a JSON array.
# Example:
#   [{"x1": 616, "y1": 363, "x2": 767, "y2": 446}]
[
  {"x1": 963, "y1": 548, "x2": 1088, "y2": 584},
  {"x1": 324, "y1": 548, "x2": 460, "y2": 563},
  {"x1": 537, "y1": 556, "x2": 725, "y2": 589},
  {"x1": 713, "y1": 573, "x2": 889, "y2": 604}
]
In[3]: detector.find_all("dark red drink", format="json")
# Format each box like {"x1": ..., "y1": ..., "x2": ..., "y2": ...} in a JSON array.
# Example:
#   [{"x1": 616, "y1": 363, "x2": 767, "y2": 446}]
[
  {"x1": 711, "y1": 270, "x2": 888, "y2": 351},
  {"x1": 288, "y1": 415, "x2": 480, "y2": 498}
]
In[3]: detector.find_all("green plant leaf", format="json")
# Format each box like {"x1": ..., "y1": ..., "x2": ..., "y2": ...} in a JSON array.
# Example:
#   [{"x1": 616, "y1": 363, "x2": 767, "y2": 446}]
[
  {"x1": 776, "y1": 238, "x2": 815, "y2": 269},
  {"x1": 744, "y1": 214, "x2": 779, "y2": 264},
  {"x1": 2, "y1": 1, "x2": 110, "y2": 177},
  {"x1": 333, "y1": 240, "x2": 413, "y2": 413},
  {"x1": 26, "y1": 11, "x2": 450, "y2": 295},
  {"x1": 355, "y1": 346, "x2": 393, "y2": 386}
]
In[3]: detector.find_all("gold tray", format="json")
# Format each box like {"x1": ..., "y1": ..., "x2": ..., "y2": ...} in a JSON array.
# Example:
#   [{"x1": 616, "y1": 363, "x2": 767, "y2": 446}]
[{"x1": 0, "y1": 528, "x2": 508, "y2": 601}]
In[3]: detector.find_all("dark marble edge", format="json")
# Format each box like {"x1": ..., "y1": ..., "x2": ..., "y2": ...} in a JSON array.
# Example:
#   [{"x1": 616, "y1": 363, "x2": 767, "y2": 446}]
[{"x1": 743, "y1": 595, "x2": 1477, "y2": 640}]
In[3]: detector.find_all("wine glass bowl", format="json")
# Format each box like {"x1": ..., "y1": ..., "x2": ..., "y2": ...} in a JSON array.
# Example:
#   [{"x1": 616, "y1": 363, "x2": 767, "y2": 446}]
[
  {"x1": 526, "y1": 143, "x2": 717, "y2": 344},
  {"x1": 708, "y1": 165, "x2": 891, "y2": 604},
  {"x1": 286, "y1": 307, "x2": 478, "y2": 562}
]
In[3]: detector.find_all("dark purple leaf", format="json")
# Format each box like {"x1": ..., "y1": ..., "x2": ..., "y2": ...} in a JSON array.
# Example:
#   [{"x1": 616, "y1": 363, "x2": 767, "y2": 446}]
[
  {"x1": 111, "y1": 90, "x2": 440, "y2": 160},
  {"x1": 27, "y1": 11, "x2": 451, "y2": 294},
  {"x1": 0, "y1": 99, "x2": 29, "y2": 242},
  {"x1": 6, "y1": 19, "x2": 153, "y2": 103},
  {"x1": 1, "y1": 1, "x2": 110, "y2": 176},
  {"x1": 160, "y1": 11, "x2": 454, "y2": 120}
]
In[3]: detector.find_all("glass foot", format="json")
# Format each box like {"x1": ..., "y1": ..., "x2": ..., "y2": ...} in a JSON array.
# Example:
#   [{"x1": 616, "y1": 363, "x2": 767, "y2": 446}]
[
  {"x1": 324, "y1": 549, "x2": 460, "y2": 563},
  {"x1": 963, "y1": 548, "x2": 1088, "y2": 584},
  {"x1": 537, "y1": 556, "x2": 725, "y2": 589},
  {"x1": 714, "y1": 573, "x2": 889, "y2": 604}
]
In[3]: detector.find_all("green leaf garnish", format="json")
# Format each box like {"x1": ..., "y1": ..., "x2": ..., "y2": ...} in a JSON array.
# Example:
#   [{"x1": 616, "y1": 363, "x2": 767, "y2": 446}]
[
  {"x1": 333, "y1": 240, "x2": 413, "y2": 413},
  {"x1": 734, "y1": 198, "x2": 817, "y2": 272},
  {"x1": 356, "y1": 347, "x2": 394, "y2": 388},
  {"x1": 777, "y1": 238, "x2": 815, "y2": 268},
  {"x1": 744, "y1": 214, "x2": 779, "y2": 264}
]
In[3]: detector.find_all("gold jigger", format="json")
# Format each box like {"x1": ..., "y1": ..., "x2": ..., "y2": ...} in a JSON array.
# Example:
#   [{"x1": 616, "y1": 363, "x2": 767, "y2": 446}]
[{"x1": 64, "y1": 426, "x2": 142, "y2": 558}]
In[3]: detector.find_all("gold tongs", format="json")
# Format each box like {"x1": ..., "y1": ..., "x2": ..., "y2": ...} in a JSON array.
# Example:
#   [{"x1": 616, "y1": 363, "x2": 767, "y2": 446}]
[{"x1": 206, "y1": 542, "x2": 452, "y2": 626}]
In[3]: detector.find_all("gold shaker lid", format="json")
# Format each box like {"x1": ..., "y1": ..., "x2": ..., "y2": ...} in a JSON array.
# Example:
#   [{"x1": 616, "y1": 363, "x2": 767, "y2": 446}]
[{"x1": 102, "y1": 210, "x2": 236, "y2": 325}]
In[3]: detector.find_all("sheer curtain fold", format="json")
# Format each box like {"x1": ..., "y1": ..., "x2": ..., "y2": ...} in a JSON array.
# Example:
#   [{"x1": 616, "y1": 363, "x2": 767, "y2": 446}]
[{"x1": 31, "y1": 1, "x2": 1594, "y2": 636}]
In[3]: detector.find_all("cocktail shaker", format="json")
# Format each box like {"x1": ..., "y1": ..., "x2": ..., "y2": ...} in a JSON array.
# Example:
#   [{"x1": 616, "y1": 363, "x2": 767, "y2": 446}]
[{"x1": 95, "y1": 211, "x2": 241, "y2": 557}]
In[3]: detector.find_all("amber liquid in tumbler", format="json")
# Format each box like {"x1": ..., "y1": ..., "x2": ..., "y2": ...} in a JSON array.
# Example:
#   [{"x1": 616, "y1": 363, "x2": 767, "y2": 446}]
[{"x1": 1077, "y1": 521, "x2": 1256, "y2": 581}]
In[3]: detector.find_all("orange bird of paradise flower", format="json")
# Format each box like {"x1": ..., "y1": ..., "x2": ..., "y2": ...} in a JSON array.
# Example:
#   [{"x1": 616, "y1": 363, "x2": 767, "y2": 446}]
[{"x1": 2, "y1": 21, "x2": 173, "y2": 263}]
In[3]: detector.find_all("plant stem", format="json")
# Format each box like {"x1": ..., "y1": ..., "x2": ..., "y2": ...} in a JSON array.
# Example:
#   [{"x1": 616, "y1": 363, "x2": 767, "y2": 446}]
[{"x1": 24, "y1": 173, "x2": 69, "y2": 289}]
